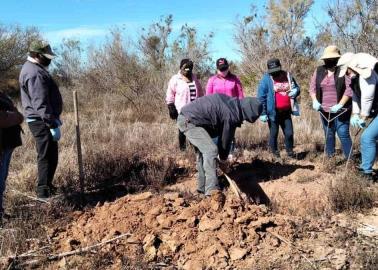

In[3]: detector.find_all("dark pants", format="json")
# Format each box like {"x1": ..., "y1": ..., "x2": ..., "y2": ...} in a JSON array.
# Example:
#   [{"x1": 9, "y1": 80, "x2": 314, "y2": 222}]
[
  {"x1": 320, "y1": 113, "x2": 352, "y2": 158},
  {"x1": 178, "y1": 129, "x2": 186, "y2": 150},
  {"x1": 28, "y1": 121, "x2": 58, "y2": 196},
  {"x1": 268, "y1": 110, "x2": 294, "y2": 154}
]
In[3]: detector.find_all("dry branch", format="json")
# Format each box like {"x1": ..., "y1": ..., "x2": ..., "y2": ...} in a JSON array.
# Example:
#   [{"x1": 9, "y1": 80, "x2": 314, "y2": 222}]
[{"x1": 48, "y1": 233, "x2": 132, "y2": 260}]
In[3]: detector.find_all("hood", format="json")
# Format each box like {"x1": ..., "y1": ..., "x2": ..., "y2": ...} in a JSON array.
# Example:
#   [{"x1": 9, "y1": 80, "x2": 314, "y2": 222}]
[{"x1": 240, "y1": 97, "x2": 262, "y2": 123}]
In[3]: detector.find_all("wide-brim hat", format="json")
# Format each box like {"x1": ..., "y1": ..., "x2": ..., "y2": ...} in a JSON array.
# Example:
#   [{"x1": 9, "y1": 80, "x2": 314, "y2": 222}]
[
  {"x1": 29, "y1": 40, "x2": 56, "y2": 59},
  {"x1": 344, "y1": 53, "x2": 378, "y2": 79},
  {"x1": 320, "y1": 45, "x2": 341, "y2": 60},
  {"x1": 337, "y1": 52, "x2": 355, "y2": 77}
]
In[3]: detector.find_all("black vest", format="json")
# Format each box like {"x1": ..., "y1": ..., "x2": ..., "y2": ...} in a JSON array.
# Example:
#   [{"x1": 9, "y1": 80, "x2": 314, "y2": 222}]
[{"x1": 315, "y1": 66, "x2": 351, "y2": 120}]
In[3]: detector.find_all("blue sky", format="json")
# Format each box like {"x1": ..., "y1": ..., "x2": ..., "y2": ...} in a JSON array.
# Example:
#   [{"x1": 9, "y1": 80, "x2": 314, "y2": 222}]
[{"x1": 0, "y1": 0, "x2": 329, "y2": 61}]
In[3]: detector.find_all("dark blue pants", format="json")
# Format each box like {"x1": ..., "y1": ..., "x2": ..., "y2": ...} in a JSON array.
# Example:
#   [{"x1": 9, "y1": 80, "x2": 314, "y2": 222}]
[
  {"x1": 320, "y1": 113, "x2": 351, "y2": 158},
  {"x1": 0, "y1": 148, "x2": 14, "y2": 213},
  {"x1": 268, "y1": 110, "x2": 294, "y2": 153}
]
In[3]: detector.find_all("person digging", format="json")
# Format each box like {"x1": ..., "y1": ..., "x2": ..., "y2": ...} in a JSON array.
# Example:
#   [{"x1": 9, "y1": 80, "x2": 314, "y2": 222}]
[{"x1": 177, "y1": 93, "x2": 262, "y2": 203}]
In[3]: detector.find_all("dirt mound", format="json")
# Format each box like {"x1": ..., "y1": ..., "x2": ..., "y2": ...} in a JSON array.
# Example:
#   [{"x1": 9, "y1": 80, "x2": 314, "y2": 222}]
[
  {"x1": 45, "y1": 157, "x2": 377, "y2": 269},
  {"x1": 51, "y1": 187, "x2": 296, "y2": 269}
]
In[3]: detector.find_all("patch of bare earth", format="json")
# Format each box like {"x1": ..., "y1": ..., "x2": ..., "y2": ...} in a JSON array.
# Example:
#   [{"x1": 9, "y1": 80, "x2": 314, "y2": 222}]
[{"x1": 6, "y1": 151, "x2": 378, "y2": 269}]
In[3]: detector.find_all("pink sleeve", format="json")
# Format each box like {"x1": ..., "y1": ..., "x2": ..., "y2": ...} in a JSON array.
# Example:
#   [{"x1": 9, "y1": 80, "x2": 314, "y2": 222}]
[
  {"x1": 309, "y1": 70, "x2": 317, "y2": 96},
  {"x1": 206, "y1": 77, "x2": 214, "y2": 95},
  {"x1": 165, "y1": 76, "x2": 176, "y2": 104},
  {"x1": 235, "y1": 76, "x2": 244, "y2": 99},
  {"x1": 343, "y1": 75, "x2": 353, "y2": 97}
]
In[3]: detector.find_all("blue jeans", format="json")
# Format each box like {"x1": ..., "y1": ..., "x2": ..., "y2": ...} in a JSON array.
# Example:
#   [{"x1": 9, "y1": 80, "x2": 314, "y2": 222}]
[
  {"x1": 320, "y1": 113, "x2": 352, "y2": 158},
  {"x1": 268, "y1": 110, "x2": 293, "y2": 153},
  {"x1": 177, "y1": 115, "x2": 220, "y2": 195},
  {"x1": 360, "y1": 116, "x2": 378, "y2": 174},
  {"x1": 0, "y1": 148, "x2": 14, "y2": 213}
]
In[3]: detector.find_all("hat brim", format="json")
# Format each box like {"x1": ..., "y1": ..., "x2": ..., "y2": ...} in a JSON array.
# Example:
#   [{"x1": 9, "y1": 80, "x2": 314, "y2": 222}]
[
  {"x1": 351, "y1": 67, "x2": 372, "y2": 79},
  {"x1": 320, "y1": 53, "x2": 341, "y2": 60},
  {"x1": 267, "y1": 66, "x2": 281, "y2": 74},
  {"x1": 42, "y1": 53, "x2": 56, "y2": 59},
  {"x1": 338, "y1": 66, "x2": 347, "y2": 78}
]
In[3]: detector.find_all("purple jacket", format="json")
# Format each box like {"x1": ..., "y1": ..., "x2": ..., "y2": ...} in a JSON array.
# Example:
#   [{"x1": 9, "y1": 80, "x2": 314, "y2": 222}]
[
  {"x1": 165, "y1": 72, "x2": 204, "y2": 113},
  {"x1": 206, "y1": 73, "x2": 244, "y2": 99}
]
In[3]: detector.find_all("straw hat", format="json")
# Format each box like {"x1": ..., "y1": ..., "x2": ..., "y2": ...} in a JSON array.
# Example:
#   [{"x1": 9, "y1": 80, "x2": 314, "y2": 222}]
[
  {"x1": 347, "y1": 53, "x2": 378, "y2": 79},
  {"x1": 320, "y1": 45, "x2": 341, "y2": 60}
]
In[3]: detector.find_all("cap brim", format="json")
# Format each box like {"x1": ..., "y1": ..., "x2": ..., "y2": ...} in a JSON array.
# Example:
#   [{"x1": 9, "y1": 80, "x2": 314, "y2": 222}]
[
  {"x1": 267, "y1": 67, "x2": 281, "y2": 74},
  {"x1": 43, "y1": 53, "x2": 56, "y2": 59}
]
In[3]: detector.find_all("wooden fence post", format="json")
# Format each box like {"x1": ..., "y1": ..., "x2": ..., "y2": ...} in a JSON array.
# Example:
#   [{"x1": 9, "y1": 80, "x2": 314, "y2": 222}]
[{"x1": 73, "y1": 90, "x2": 84, "y2": 197}]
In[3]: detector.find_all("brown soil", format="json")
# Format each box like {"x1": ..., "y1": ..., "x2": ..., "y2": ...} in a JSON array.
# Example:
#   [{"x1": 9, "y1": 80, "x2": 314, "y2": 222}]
[{"x1": 42, "y1": 154, "x2": 378, "y2": 270}]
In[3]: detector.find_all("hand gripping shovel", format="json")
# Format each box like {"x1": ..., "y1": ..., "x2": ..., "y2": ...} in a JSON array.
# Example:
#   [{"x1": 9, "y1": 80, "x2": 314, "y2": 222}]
[{"x1": 217, "y1": 159, "x2": 250, "y2": 204}]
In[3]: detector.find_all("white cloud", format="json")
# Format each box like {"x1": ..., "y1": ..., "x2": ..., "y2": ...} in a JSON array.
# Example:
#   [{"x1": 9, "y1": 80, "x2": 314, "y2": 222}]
[{"x1": 44, "y1": 26, "x2": 107, "y2": 44}]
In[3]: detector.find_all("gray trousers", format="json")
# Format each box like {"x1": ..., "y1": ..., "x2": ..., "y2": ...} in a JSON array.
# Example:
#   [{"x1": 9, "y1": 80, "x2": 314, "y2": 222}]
[{"x1": 177, "y1": 114, "x2": 219, "y2": 195}]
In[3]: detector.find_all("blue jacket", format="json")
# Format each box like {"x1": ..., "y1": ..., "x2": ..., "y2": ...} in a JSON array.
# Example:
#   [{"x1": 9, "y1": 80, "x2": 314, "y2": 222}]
[{"x1": 257, "y1": 72, "x2": 300, "y2": 121}]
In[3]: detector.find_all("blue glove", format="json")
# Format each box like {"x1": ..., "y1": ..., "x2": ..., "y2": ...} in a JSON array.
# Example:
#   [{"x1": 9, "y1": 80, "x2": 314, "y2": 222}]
[
  {"x1": 50, "y1": 127, "x2": 61, "y2": 141},
  {"x1": 288, "y1": 87, "x2": 299, "y2": 97},
  {"x1": 330, "y1": 103, "x2": 343, "y2": 113},
  {"x1": 292, "y1": 110, "x2": 300, "y2": 116},
  {"x1": 358, "y1": 118, "x2": 366, "y2": 128},
  {"x1": 259, "y1": 115, "x2": 268, "y2": 122},
  {"x1": 350, "y1": 114, "x2": 360, "y2": 128},
  {"x1": 55, "y1": 119, "x2": 63, "y2": 127},
  {"x1": 312, "y1": 100, "x2": 322, "y2": 111}
]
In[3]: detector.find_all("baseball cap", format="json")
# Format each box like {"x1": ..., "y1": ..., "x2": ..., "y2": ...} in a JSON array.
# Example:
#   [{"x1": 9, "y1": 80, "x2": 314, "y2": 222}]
[{"x1": 29, "y1": 40, "x2": 56, "y2": 59}]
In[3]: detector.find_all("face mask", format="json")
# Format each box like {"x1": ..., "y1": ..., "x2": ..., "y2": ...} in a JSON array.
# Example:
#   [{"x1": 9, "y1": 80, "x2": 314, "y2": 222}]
[
  {"x1": 39, "y1": 54, "x2": 52, "y2": 67},
  {"x1": 324, "y1": 59, "x2": 338, "y2": 69},
  {"x1": 219, "y1": 70, "x2": 229, "y2": 77},
  {"x1": 181, "y1": 69, "x2": 192, "y2": 77}
]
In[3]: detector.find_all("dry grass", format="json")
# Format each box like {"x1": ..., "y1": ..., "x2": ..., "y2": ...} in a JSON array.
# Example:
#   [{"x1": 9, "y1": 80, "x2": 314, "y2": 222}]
[{"x1": 329, "y1": 172, "x2": 377, "y2": 212}]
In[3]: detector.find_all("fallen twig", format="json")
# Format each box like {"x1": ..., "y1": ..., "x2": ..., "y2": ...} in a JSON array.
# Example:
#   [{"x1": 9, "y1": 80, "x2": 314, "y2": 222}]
[
  {"x1": 48, "y1": 232, "x2": 132, "y2": 260},
  {"x1": 9, "y1": 233, "x2": 133, "y2": 267},
  {"x1": 267, "y1": 230, "x2": 318, "y2": 270},
  {"x1": 9, "y1": 189, "x2": 50, "y2": 204}
]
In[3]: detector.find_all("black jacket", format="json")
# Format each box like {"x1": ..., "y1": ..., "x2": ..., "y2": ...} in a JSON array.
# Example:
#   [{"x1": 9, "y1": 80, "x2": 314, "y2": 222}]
[
  {"x1": 0, "y1": 93, "x2": 22, "y2": 151},
  {"x1": 181, "y1": 94, "x2": 261, "y2": 159}
]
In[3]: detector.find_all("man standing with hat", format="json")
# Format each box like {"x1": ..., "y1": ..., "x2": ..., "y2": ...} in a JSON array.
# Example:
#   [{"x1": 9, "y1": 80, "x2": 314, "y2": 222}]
[{"x1": 19, "y1": 40, "x2": 63, "y2": 199}]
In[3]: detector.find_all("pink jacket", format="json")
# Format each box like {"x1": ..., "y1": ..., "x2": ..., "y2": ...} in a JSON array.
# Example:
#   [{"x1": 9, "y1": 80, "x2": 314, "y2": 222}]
[
  {"x1": 165, "y1": 72, "x2": 204, "y2": 113},
  {"x1": 206, "y1": 73, "x2": 244, "y2": 99}
]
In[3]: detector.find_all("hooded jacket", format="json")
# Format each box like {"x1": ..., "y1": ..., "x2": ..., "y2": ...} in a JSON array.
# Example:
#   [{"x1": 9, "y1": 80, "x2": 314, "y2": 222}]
[{"x1": 180, "y1": 94, "x2": 261, "y2": 159}]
